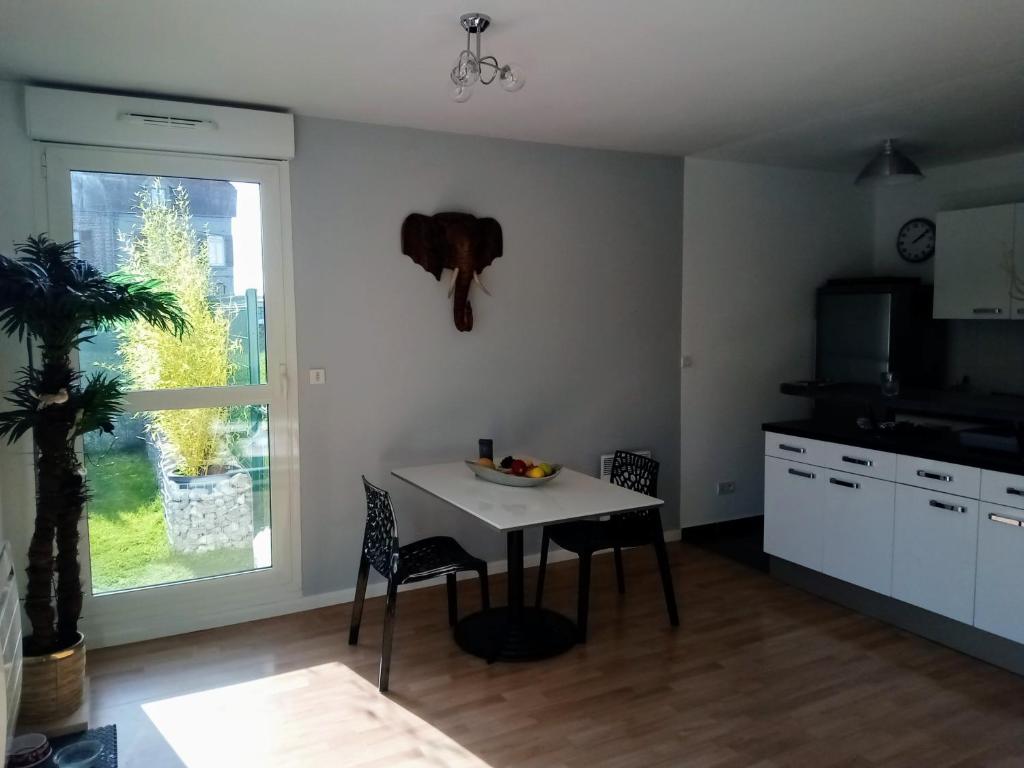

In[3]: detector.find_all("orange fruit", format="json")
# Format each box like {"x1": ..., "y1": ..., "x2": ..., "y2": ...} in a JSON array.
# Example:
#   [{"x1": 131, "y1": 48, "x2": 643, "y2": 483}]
[{"x1": 478, "y1": 457, "x2": 495, "y2": 468}]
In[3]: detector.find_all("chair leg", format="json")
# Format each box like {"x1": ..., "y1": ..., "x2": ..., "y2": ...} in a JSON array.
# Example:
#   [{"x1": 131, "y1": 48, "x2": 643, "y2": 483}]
[
  {"x1": 446, "y1": 573, "x2": 458, "y2": 627},
  {"x1": 613, "y1": 545, "x2": 626, "y2": 595},
  {"x1": 577, "y1": 551, "x2": 592, "y2": 643},
  {"x1": 378, "y1": 578, "x2": 399, "y2": 692},
  {"x1": 652, "y1": 530, "x2": 680, "y2": 627},
  {"x1": 478, "y1": 564, "x2": 491, "y2": 610},
  {"x1": 534, "y1": 528, "x2": 550, "y2": 608},
  {"x1": 348, "y1": 553, "x2": 370, "y2": 645}
]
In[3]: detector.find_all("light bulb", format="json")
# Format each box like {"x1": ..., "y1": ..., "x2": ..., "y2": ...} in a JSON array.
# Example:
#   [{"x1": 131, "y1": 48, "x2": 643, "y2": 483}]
[
  {"x1": 451, "y1": 50, "x2": 480, "y2": 87},
  {"x1": 499, "y1": 63, "x2": 525, "y2": 92},
  {"x1": 450, "y1": 81, "x2": 473, "y2": 103}
]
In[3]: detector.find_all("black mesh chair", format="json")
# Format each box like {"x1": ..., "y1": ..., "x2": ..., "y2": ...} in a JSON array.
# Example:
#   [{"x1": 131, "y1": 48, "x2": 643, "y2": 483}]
[
  {"x1": 534, "y1": 451, "x2": 679, "y2": 642},
  {"x1": 348, "y1": 476, "x2": 490, "y2": 692}
]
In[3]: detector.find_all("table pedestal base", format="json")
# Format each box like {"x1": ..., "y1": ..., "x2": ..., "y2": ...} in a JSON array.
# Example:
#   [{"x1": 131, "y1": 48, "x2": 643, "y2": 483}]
[{"x1": 454, "y1": 607, "x2": 578, "y2": 662}]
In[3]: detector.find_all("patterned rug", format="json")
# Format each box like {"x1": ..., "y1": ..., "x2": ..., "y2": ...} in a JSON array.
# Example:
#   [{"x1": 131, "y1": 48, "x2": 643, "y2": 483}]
[{"x1": 45, "y1": 724, "x2": 117, "y2": 767}]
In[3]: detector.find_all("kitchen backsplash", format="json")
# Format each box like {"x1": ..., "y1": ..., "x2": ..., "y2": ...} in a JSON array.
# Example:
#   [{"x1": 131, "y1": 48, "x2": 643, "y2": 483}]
[{"x1": 944, "y1": 320, "x2": 1024, "y2": 396}]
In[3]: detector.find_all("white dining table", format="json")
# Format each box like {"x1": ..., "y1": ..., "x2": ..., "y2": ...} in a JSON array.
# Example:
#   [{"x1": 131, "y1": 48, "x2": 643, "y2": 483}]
[{"x1": 392, "y1": 461, "x2": 664, "y2": 662}]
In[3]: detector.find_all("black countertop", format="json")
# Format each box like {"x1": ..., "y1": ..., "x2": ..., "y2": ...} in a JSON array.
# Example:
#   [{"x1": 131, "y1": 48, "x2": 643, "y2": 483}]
[
  {"x1": 763, "y1": 419, "x2": 1024, "y2": 475},
  {"x1": 779, "y1": 381, "x2": 1024, "y2": 423}
]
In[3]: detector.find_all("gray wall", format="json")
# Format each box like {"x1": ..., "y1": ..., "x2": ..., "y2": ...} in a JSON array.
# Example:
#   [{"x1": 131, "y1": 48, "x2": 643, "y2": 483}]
[
  {"x1": 871, "y1": 149, "x2": 1024, "y2": 395},
  {"x1": 290, "y1": 117, "x2": 682, "y2": 596},
  {"x1": 680, "y1": 157, "x2": 874, "y2": 527}
]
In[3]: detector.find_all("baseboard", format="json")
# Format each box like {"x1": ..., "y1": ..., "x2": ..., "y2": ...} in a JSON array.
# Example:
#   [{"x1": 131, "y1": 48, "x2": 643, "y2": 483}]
[
  {"x1": 89, "y1": 529, "x2": 681, "y2": 649},
  {"x1": 772, "y1": 556, "x2": 1024, "y2": 677}
]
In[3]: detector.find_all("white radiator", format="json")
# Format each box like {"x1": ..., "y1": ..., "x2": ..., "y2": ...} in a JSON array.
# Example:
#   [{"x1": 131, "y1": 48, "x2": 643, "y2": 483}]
[
  {"x1": 598, "y1": 450, "x2": 652, "y2": 481},
  {"x1": 0, "y1": 542, "x2": 22, "y2": 750}
]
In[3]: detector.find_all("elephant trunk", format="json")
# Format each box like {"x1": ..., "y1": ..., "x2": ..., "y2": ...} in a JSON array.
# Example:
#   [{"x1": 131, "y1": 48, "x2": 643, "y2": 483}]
[{"x1": 452, "y1": 268, "x2": 474, "y2": 332}]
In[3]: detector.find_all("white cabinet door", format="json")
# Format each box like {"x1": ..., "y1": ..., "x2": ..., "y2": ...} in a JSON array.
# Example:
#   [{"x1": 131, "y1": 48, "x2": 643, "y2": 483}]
[
  {"x1": 764, "y1": 456, "x2": 824, "y2": 571},
  {"x1": 975, "y1": 503, "x2": 1024, "y2": 644},
  {"x1": 934, "y1": 205, "x2": 1015, "y2": 319},
  {"x1": 821, "y1": 470, "x2": 896, "y2": 595},
  {"x1": 892, "y1": 485, "x2": 979, "y2": 623}
]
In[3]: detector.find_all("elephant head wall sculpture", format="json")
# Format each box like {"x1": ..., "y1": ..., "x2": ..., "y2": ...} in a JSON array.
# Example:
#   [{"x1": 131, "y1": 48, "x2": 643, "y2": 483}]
[{"x1": 401, "y1": 212, "x2": 502, "y2": 332}]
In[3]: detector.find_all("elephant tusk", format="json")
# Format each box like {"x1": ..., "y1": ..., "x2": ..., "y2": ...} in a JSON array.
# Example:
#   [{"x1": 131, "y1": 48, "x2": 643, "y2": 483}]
[
  {"x1": 447, "y1": 267, "x2": 460, "y2": 299},
  {"x1": 473, "y1": 272, "x2": 492, "y2": 297}
]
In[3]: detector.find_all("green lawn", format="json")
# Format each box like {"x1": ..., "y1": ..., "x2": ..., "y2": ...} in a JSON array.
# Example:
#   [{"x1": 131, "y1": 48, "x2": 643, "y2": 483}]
[{"x1": 86, "y1": 450, "x2": 254, "y2": 593}]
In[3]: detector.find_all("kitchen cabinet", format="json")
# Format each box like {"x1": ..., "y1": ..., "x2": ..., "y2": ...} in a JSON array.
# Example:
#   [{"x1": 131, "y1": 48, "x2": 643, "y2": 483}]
[
  {"x1": 764, "y1": 456, "x2": 824, "y2": 571},
  {"x1": 975, "y1": 503, "x2": 1024, "y2": 644},
  {"x1": 764, "y1": 430, "x2": 1024, "y2": 648},
  {"x1": 933, "y1": 204, "x2": 1016, "y2": 320},
  {"x1": 891, "y1": 485, "x2": 978, "y2": 624},
  {"x1": 821, "y1": 469, "x2": 895, "y2": 595},
  {"x1": 1014, "y1": 205, "x2": 1024, "y2": 319}
]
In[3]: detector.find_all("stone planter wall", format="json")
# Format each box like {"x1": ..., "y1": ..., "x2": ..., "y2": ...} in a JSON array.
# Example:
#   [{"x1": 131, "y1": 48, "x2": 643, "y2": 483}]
[{"x1": 154, "y1": 441, "x2": 255, "y2": 554}]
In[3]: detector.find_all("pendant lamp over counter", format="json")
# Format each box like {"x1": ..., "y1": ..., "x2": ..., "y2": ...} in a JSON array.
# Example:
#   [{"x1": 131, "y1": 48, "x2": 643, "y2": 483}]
[{"x1": 855, "y1": 139, "x2": 924, "y2": 186}]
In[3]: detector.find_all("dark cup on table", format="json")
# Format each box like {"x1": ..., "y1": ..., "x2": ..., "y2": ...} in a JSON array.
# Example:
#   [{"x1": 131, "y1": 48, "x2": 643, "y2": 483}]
[{"x1": 478, "y1": 439, "x2": 494, "y2": 461}]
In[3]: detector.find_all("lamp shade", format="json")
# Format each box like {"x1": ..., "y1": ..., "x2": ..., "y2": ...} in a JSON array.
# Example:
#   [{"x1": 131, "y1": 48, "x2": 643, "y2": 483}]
[{"x1": 855, "y1": 139, "x2": 924, "y2": 186}]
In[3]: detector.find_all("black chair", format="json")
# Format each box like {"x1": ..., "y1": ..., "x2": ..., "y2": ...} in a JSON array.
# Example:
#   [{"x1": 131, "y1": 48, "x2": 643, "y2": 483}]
[
  {"x1": 534, "y1": 451, "x2": 679, "y2": 642},
  {"x1": 348, "y1": 476, "x2": 490, "y2": 692}
]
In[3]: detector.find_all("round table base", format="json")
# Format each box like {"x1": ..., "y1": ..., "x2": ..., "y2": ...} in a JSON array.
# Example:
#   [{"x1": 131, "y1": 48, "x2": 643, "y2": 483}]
[{"x1": 454, "y1": 607, "x2": 578, "y2": 662}]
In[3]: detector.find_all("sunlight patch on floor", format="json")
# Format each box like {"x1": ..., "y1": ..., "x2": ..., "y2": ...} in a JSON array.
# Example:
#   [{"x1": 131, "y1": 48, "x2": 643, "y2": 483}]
[{"x1": 141, "y1": 662, "x2": 492, "y2": 768}]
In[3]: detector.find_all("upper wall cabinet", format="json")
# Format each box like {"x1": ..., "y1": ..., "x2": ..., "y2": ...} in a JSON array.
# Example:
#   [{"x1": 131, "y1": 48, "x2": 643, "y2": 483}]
[
  {"x1": 933, "y1": 204, "x2": 1017, "y2": 320},
  {"x1": 1014, "y1": 205, "x2": 1024, "y2": 319}
]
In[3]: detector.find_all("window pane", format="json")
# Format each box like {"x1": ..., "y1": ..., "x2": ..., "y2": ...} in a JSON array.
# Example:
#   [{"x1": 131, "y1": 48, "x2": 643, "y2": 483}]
[
  {"x1": 84, "y1": 405, "x2": 272, "y2": 594},
  {"x1": 72, "y1": 171, "x2": 267, "y2": 388}
]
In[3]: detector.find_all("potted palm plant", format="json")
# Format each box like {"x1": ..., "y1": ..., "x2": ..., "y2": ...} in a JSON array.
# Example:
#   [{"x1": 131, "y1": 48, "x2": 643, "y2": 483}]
[{"x1": 0, "y1": 235, "x2": 187, "y2": 722}]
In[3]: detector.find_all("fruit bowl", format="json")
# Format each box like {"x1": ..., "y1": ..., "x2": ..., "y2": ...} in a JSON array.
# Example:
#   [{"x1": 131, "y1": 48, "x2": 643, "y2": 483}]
[{"x1": 465, "y1": 460, "x2": 562, "y2": 487}]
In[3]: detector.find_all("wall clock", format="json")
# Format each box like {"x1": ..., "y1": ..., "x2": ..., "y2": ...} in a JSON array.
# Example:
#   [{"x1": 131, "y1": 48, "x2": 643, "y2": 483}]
[{"x1": 896, "y1": 217, "x2": 936, "y2": 263}]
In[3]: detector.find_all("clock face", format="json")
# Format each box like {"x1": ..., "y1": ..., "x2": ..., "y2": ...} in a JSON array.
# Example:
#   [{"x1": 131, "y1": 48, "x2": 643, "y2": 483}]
[{"x1": 896, "y1": 217, "x2": 936, "y2": 263}]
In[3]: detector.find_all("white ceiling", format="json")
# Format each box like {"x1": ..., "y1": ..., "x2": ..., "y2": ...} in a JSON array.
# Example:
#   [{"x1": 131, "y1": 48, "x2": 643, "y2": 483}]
[{"x1": 1, "y1": 0, "x2": 1023, "y2": 171}]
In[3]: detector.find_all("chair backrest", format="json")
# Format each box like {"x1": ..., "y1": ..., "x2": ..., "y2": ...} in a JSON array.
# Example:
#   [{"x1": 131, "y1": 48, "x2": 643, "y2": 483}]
[
  {"x1": 611, "y1": 450, "x2": 659, "y2": 497},
  {"x1": 361, "y1": 476, "x2": 400, "y2": 579},
  {"x1": 610, "y1": 450, "x2": 661, "y2": 527}
]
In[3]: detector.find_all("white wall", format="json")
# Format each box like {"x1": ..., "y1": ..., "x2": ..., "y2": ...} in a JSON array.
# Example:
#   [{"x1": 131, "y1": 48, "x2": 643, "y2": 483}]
[
  {"x1": 873, "y1": 150, "x2": 1024, "y2": 279},
  {"x1": 680, "y1": 157, "x2": 873, "y2": 527},
  {"x1": 0, "y1": 81, "x2": 37, "y2": 546},
  {"x1": 290, "y1": 117, "x2": 683, "y2": 595},
  {"x1": 872, "y1": 150, "x2": 1024, "y2": 393}
]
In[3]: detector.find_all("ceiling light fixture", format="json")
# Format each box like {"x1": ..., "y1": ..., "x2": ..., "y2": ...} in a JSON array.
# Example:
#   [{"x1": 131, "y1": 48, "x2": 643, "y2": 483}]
[
  {"x1": 449, "y1": 13, "x2": 525, "y2": 103},
  {"x1": 855, "y1": 139, "x2": 925, "y2": 186}
]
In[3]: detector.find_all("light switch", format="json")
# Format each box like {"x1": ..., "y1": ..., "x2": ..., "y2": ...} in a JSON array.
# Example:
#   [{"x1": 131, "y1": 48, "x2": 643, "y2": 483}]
[{"x1": 309, "y1": 368, "x2": 326, "y2": 385}]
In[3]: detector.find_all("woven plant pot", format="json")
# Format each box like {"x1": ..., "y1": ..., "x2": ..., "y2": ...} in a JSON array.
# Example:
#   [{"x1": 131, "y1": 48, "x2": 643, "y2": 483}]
[{"x1": 21, "y1": 633, "x2": 85, "y2": 723}]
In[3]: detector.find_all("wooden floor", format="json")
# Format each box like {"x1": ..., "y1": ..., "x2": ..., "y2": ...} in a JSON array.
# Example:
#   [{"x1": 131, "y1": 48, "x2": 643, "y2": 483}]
[{"x1": 88, "y1": 542, "x2": 1024, "y2": 767}]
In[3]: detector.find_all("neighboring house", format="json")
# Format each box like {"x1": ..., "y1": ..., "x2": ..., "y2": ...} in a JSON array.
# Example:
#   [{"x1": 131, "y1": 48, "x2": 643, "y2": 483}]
[{"x1": 70, "y1": 173, "x2": 238, "y2": 296}]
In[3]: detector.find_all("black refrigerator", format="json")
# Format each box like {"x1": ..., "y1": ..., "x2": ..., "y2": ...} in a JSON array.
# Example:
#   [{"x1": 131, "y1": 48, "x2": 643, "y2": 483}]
[{"x1": 816, "y1": 277, "x2": 943, "y2": 387}]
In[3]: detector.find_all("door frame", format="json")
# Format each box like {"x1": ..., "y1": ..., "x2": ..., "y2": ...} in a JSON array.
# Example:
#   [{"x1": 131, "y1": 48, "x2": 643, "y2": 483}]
[{"x1": 26, "y1": 142, "x2": 303, "y2": 647}]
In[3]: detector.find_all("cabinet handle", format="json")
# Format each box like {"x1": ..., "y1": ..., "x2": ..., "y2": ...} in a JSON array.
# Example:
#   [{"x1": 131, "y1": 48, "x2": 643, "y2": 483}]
[
  {"x1": 788, "y1": 468, "x2": 815, "y2": 480},
  {"x1": 972, "y1": 307, "x2": 1003, "y2": 315},
  {"x1": 989, "y1": 512, "x2": 1024, "y2": 527},
  {"x1": 917, "y1": 469, "x2": 953, "y2": 482},
  {"x1": 842, "y1": 455, "x2": 873, "y2": 467},
  {"x1": 829, "y1": 477, "x2": 860, "y2": 489},
  {"x1": 1006, "y1": 487, "x2": 1024, "y2": 497},
  {"x1": 929, "y1": 499, "x2": 967, "y2": 514},
  {"x1": 779, "y1": 444, "x2": 806, "y2": 454}
]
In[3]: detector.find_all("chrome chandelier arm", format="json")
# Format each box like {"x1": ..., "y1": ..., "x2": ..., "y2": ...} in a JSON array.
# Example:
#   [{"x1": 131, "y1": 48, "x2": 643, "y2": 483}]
[{"x1": 478, "y1": 56, "x2": 500, "y2": 85}]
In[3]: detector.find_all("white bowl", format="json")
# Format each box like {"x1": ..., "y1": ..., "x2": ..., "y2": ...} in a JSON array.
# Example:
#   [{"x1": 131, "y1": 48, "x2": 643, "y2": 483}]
[{"x1": 465, "y1": 460, "x2": 562, "y2": 487}]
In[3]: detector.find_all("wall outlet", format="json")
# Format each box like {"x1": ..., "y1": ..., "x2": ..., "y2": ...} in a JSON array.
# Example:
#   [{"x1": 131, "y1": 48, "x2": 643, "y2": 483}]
[
  {"x1": 716, "y1": 480, "x2": 736, "y2": 496},
  {"x1": 309, "y1": 368, "x2": 326, "y2": 385}
]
